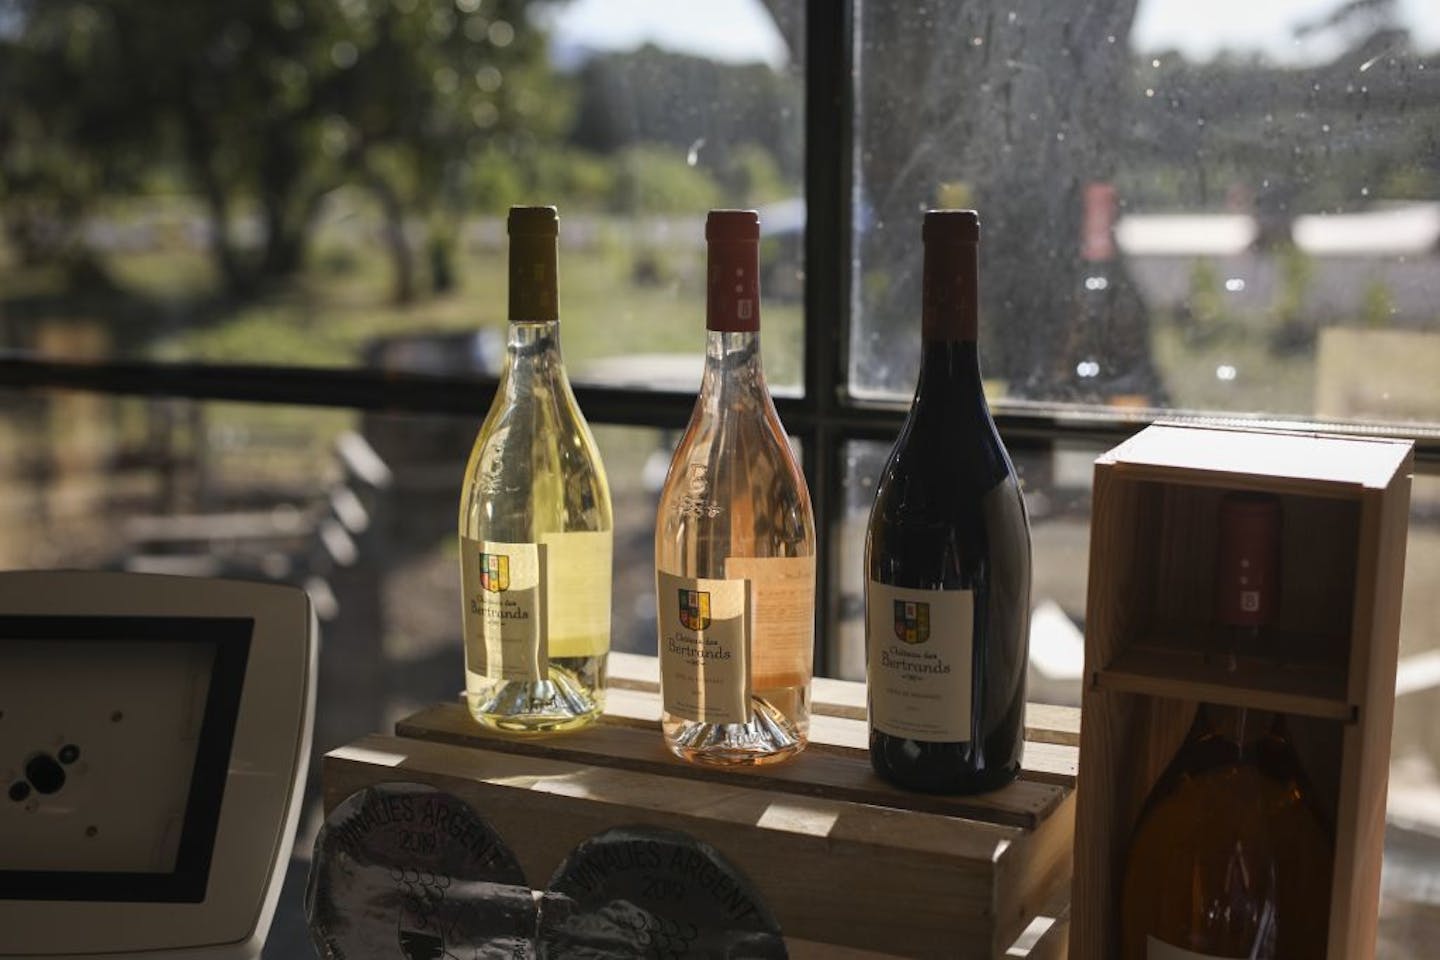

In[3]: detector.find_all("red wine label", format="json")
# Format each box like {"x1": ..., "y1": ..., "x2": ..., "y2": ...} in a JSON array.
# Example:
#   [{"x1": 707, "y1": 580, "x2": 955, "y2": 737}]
[
  {"x1": 1147, "y1": 937, "x2": 1234, "y2": 960},
  {"x1": 657, "y1": 571, "x2": 751, "y2": 724},
  {"x1": 866, "y1": 581, "x2": 974, "y2": 742},
  {"x1": 462, "y1": 537, "x2": 548, "y2": 682}
]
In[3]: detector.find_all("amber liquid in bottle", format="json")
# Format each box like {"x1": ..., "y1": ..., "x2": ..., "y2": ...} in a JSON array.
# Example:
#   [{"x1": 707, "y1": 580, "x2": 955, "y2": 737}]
[{"x1": 1119, "y1": 494, "x2": 1334, "y2": 959}]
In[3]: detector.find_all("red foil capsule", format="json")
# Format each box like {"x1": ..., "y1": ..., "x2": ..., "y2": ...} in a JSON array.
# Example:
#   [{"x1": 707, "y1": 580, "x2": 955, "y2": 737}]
[
  {"x1": 921, "y1": 210, "x2": 980, "y2": 342},
  {"x1": 1215, "y1": 492, "x2": 1282, "y2": 628},
  {"x1": 706, "y1": 209, "x2": 761, "y2": 333}
]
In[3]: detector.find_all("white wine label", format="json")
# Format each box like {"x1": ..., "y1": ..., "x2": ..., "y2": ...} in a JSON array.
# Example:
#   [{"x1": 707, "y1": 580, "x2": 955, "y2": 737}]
[
  {"x1": 541, "y1": 529, "x2": 613, "y2": 659},
  {"x1": 462, "y1": 538, "x2": 547, "y2": 682},
  {"x1": 1147, "y1": 937, "x2": 1233, "y2": 960},
  {"x1": 724, "y1": 555, "x2": 815, "y2": 689},
  {"x1": 657, "y1": 570, "x2": 751, "y2": 724},
  {"x1": 866, "y1": 581, "x2": 974, "y2": 742}
]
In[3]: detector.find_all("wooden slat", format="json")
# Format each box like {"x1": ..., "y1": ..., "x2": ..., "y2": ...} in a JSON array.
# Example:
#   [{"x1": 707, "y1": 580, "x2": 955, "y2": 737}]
[
  {"x1": 609, "y1": 651, "x2": 1083, "y2": 746},
  {"x1": 325, "y1": 734, "x2": 1038, "y2": 959},
  {"x1": 994, "y1": 788, "x2": 1076, "y2": 954},
  {"x1": 1013, "y1": 907, "x2": 1069, "y2": 960},
  {"x1": 1331, "y1": 477, "x2": 1411, "y2": 956},
  {"x1": 1024, "y1": 704, "x2": 1082, "y2": 748},
  {"x1": 1093, "y1": 645, "x2": 1353, "y2": 721},
  {"x1": 397, "y1": 702, "x2": 1067, "y2": 829}
]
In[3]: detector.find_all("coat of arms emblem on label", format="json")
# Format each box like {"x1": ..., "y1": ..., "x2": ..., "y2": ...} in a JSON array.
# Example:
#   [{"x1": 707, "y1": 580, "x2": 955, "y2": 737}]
[
  {"x1": 679, "y1": 589, "x2": 711, "y2": 631},
  {"x1": 480, "y1": 553, "x2": 510, "y2": 593},
  {"x1": 894, "y1": 600, "x2": 930, "y2": 644}
]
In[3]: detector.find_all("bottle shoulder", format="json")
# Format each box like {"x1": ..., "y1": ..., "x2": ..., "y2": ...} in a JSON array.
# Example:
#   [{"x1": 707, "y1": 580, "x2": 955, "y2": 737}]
[
  {"x1": 656, "y1": 393, "x2": 815, "y2": 570},
  {"x1": 1132, "y1": 732, "x2": 1330, "y2": 840},
  {"x1": 870, "y1": 439, "x2": 1026, "y2": 539},
  {"x1": 460, "y1": 374, "x2": 612, "y2": 540}
]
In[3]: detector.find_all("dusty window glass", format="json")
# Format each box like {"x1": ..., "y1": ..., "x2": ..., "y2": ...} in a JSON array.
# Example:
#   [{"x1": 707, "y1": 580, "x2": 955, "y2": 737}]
[
  {"x1": 0, "y1": 1, "x2": 805, "y2": 391},
  {"x1": 851, "y1": 0, "x2": 1440, "y2": 429}
]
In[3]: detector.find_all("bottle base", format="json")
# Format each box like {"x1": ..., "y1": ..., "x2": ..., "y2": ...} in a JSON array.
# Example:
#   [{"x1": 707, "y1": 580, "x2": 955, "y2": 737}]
[
  {"x1": 872, "y1": 762, "x2": 1020, "y2": 795},
  {"x1": 869, "y1": 736, "x2": 1022, "y2": 795},
  {"x1": 664, "y1": 697, "x2": 807, "y2": 766},
  {"x1": 466, "y1": 666, "x2": 603, "y2": 735}
]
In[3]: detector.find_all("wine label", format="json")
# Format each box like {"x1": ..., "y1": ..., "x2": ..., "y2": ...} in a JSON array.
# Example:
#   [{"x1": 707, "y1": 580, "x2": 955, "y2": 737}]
[
  {"x1": 461, "y1": 532, "x2": 612, "y2": 682},
  {"x1": 541, "y1": 529, "x2": 612, "y2": 659},
  {"x1": 724, "y1": 555, "x2": 815, "y2": 689},
  {"x1": 657, "y1": 571, "x2": 752, "y2": 724},
  {"x1": 866, "y1": 581, "x2": 975, "y2": 742},
  {"x1": 462, "y1": 538, "x2": 547, "y2": 682},
  {"x1": 1147, "y1": 937, "x2": 1233, "y2": 960}
]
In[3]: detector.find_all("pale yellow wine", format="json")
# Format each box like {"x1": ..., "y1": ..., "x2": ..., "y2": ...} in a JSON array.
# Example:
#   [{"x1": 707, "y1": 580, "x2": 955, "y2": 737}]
[{"x1": 458, "y1": 206, "x2": 612, "y2": 733}]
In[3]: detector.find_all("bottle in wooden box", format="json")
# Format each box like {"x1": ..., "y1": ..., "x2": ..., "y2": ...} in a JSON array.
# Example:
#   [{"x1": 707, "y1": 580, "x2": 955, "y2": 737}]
[
  {"x1": 1120, "y1": 493, "x2": 1332, "y2": 958},
  {"x1": 1068, "y1": 423, "x2": 1414, "y2": 960}
]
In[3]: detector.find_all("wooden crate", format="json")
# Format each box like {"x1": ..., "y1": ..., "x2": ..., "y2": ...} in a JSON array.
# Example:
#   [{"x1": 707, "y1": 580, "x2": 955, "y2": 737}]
[
  {"x1": 1069, "y1": 423, "x2": 1414, "y2": 959},
  {"x1": 324, "y1": 654, "x2": 1078, "y2": 959}
]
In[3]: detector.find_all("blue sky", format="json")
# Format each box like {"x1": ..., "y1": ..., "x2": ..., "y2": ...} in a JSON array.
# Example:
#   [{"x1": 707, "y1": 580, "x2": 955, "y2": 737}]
[{"x1": 539, "y1": 0, "x2": 1440, "y2": 68}]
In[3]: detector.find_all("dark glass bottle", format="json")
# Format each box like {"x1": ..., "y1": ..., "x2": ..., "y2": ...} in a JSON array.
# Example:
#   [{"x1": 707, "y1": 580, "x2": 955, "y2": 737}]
[{"x1": 864, "y1": 210, "x2": 1033, "y2": 794}]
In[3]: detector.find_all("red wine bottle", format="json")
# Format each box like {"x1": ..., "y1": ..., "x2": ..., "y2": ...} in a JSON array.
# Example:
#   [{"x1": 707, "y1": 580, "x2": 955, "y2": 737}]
[{"x1": 864, "y1": 210, "x2": 1033, "y2": 794}]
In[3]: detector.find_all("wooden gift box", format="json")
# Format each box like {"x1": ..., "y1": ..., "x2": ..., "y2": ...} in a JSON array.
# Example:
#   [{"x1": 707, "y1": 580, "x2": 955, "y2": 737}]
[
  {"x1": 1068, "y1": 423, "x2": 1413, "y2": 958},
  {"x1": 324, "y1": 655, "x2": 1079, "y2": 959}
]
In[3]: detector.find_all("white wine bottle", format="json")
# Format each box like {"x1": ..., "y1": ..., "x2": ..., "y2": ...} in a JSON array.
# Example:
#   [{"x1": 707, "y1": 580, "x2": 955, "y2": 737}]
[
  {"x1": 655, "y1": 209, "x2": 817, "y2": 766},
  {"x1": 458, "y1": 205, "x2": 613, "y2": 734}
]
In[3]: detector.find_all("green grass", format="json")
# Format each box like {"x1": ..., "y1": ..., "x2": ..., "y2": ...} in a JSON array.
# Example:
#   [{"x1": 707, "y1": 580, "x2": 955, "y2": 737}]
[
  {"x1": 0, "y1": 219, "x2": 1366, "y2": 423},
  {"x1": 70, "y1": 231, "x2": 804, "y2": 387},
  {"x1": 1150, "y1": 315, "x2": 1315, "y2": 418},
  {"x1": 0, "y1": 220, "x2": 801, "y2": 486}
]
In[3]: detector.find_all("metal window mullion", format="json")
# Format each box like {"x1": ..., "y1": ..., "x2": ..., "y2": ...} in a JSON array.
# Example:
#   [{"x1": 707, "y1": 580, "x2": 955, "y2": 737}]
[{"x1": 802, "y1": 0, "x2": 855, "y2": 677}]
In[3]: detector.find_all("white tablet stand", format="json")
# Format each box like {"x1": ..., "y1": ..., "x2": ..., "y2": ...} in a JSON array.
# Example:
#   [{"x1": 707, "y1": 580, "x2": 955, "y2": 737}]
[{"x1": 0, "y1": 571, "x2": 316, "y2": 959}]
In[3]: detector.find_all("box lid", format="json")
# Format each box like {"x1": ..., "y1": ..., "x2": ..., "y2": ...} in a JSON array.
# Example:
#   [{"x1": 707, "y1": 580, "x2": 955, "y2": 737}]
[{"x1": 1099, "y1": 422, "x2": 1413, "y2": 493}]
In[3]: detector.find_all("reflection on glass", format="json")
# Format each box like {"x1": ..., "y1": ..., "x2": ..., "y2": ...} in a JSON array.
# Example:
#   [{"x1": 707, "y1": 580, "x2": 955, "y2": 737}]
[
  {"x1": 0, "y1": 2, "x2": 806, "y2": 390},
  {"x1": 852, "y1": 0, "x2": 1440, "y2": 428}
]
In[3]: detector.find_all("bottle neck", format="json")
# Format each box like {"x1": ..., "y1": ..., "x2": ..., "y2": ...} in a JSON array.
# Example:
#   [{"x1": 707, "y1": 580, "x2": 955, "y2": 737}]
[
  {"x1": 922, "y1": 238, "x2": 979, "y2": 342},
  {"x1": 700, "y1": 329, "x2": 767, "y2": 401},
  {"x1": 707, "y1": 238, "x2": 761, "y2": 333},
  {"x1": 1193, "y1": 703, "x2": 1287, "y2": 746},
  {"x1": 509, "y1": 232, "x2": 558, "y2": 323},
  {"x1": 917, "y1": 338, "x2": 983, "y2": 386},
  {"x1": 501, "y1": 320, "x2": 566, "y2": 389},
  {"x1": 912, "y1": 336, "x2": 991, "y2": 432}
]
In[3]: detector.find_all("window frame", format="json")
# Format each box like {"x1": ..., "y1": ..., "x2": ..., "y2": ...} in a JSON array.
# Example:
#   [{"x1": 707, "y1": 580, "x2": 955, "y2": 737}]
[{"x1": 2, "y1": 0, "x2": 1437, "y2": 675}]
